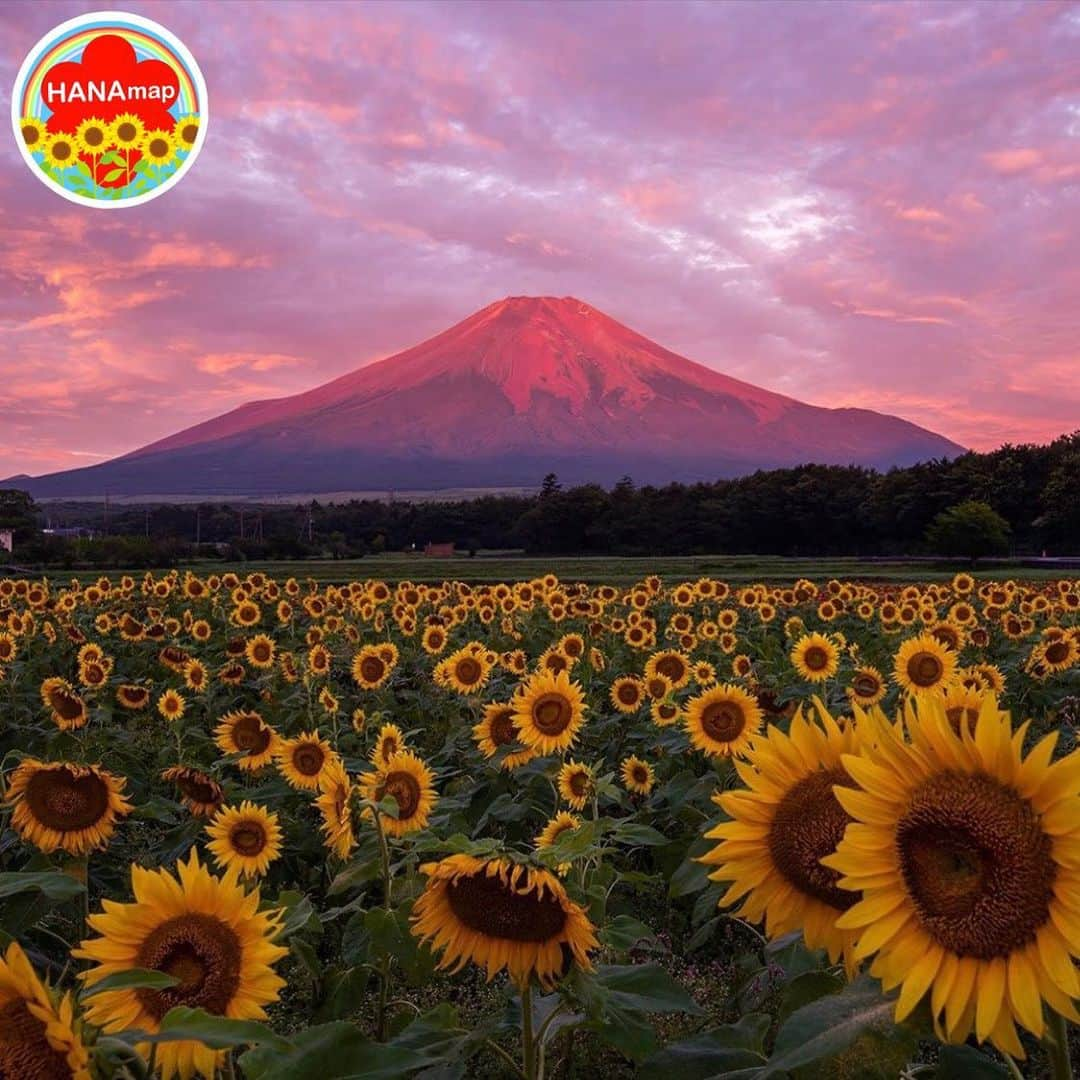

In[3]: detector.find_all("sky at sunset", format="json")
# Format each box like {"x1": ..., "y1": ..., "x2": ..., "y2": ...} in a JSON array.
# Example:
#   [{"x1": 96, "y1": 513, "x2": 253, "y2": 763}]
[{"x1": 1, "y1": 0, "x2": 1078, "y2": 481}]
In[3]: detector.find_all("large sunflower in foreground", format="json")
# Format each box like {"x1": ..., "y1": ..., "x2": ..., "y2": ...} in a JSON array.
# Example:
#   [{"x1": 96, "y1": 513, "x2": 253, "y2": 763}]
[
  {"x1": 700, "y1": 704, "x2": 863, "y2": 975},
  {"x1": 411, "y1": 854, "x2": 598, "y2": 987},
  {"x1": 206, "y1": 800, "x2": 283, "y2": 878},
  {"x1": 684, "y1": 683, "x2": 762, "y2": 758},
  {"x1": 6, "y1": 759, "x2": 131, "y2": 855},
  {"x1": 824, "y1": 697, "x2": 1080, "y2": 1056},
  {"x1": 76, "y1": 850, "x2": 287, "y2": 1080},
  {"x1": 512, "y1": 670, "x2": 587, "y2": 755},
  {"x1": 359, "y1": 750, "x2": 437, "y2": 837},
  {"x1": 893, "y1": 633, "x2": 956, "y2": 695},
  {"x1": 0, "y1": 940, "x2": 91, "y2": 1079}
]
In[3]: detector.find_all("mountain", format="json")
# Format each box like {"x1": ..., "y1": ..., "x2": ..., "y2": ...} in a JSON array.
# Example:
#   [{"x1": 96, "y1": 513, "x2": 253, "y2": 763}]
[{"x1": 9, "y1": 296, "x2": 965, "y2": 496}]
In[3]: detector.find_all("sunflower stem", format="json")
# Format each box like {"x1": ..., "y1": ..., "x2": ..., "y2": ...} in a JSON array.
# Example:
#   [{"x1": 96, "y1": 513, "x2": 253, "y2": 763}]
[
  {"x1": 1045, "y1": 1010, "x2": 1074, "y2": 1080},
  {"x1": 373, "y1": 808, "x2": 394, "y2": 1041},
  {"x1": 521, "y1": 981, "x2": 537, "y2": 1080}
]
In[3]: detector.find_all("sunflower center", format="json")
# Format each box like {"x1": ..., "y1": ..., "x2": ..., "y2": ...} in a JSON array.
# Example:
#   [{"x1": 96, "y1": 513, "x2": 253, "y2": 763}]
[
  {"x1": 897, "y1": 772, "x2": 1056, "y2": 958},
  {"x1": 656, "y1": 656, "x2": 685, "y2": 681},
  {"x1": 230, "y1": 822, "x2": 267, "y2": 856},
  {"x1": 0, "y1": 998, "x2": 73, "y2": 1079},
  {"x1": 21, "y1": 125, "x2": 41, "y2": 146},
  {"x1": 360, "y1": 656, "x2": 385, "y2": 682},
  {"x1": 52, "y1": 142, "x2": 72, "y2": 161},
  {"x1": 117, "y1": 122, "x2": 136, "y2": 142},
  {"x1": 232, "y1": 715, "x2": 270, "y2": 753},
  {"x1": 907, "y1": 652, "x2": 943, "y2": 687},
  {"x1": 852, "y1": 673, "x2": 880, "y2": 699},
  {"x1": 767, "y1": 767, "x2": 856, "y2": 910},
  {"x1": 803, "y1": 646, "x2": 830, "y2": 671},
  {"x1": 178, "y1": 775, "x2": 220, "y2": 805},
  {"x1": 445, "y1": 871, "x2": 568, "y2": 942},
  {"x1": 568, "y1": 771, "x2": 589, "y2": 796},
  {"x1": 379, "y1": 770, "x2": 421, "y2": 819},
  {"x1": 25, "y1": 768, "x2": 109, "y2": 832},
  {"x1": 656, "y1": 703, "x2": 678, "y2": 720},
  {"x1": 293, "y1": 744, "x2": 325, "y2": 775},
  {"x1": 489, "y1": 709, "x2": 517, "y2": 746},
  {"x1": 48, "y1": 687, "x2": 84, "y2": 721},
  {"x1": 616, "y1": 683, "x2": 639, "y2": 705},
  {"x1": 532, "y1": 693, "x2": 572, "y2": 735},
  {"x1": 135, "y1": 913, "x2": 243, "y2": 1019},
  {"x1": 632, "y1": 766, "x2": 649, "y2": 785},
  {"x1": 455, "y1": 658, "x2": 482, "y2": 685},
  {"x1": 1045, "y1": 641, "x2": 1069, "y2": 665},
  {"x1": 545, "y1": 654, "x2": 568, "y2": 673},
  {"x1": 700, "y1": 701, "x2": 745, "y2": 743}
]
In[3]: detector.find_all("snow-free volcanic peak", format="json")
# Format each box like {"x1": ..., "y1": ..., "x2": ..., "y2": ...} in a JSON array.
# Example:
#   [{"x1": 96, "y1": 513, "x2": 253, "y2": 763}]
[{"x1": 12, "y1": 296, "x2": 965, "y2": 497}]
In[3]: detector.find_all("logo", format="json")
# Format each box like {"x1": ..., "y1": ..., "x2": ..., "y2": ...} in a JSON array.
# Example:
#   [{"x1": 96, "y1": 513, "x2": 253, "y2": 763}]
[{"x1": 11, "y1": 11, "x2": 207, "y2": 208}]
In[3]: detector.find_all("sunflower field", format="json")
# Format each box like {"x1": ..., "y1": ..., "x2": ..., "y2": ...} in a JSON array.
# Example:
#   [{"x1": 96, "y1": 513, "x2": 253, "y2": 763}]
[{"x1": 1, "y1": 570, "x2": 1078, "y2": 1080}]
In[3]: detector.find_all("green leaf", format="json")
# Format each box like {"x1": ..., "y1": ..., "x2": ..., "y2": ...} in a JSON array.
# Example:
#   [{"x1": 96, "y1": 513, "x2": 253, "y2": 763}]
[
  {"x1": 640, "y1": 1034, "x2": 765, "y2": 1078},
  {"x1": 100, "y1": 151, "x2": 124, "y2": 165},
  {"x1": 0, "y1": 870, "x2": 85, "y2": 903},
  {"x1": 75, "y1": 159, "x2": 92, "y2": 178},
  {"x1": 276, "y1": 890, "x2": 321, "y2": 938},
  {"x1": 141, "y1": 1007, "x2": 295, "y2": 1053},
  {"x1": 612, "y1": 821, "x2": 669, "y2": 847},
  {"x1": 669, "y1": 849, "x2": 711, "y2": 898},
  {"x1": 238, "y1": 1022, "x2": 434, "y2": 1080},
  {"x1": 103, "y1": 167, "x2": 125, "y2": 181},
  {"x1": 759, "y1": 975, "x2": 906, "y2": 1078},
  {"x1": 776, "y1": 968, "x2": 844, "y2": 1024},
  {"x1": 82, "y1": 969, "x2": 179, "y2": 998},
  {"x1": 934, "y1": 1044, "x2": 1010, "y2": 1078},
  {"x1": 594, "y1": 964, "x2": 704, "y2": 1015},
  {"x1": 313, "y1": 965, "x2": 369, "y2": 1022},
  {"x1": 600, "y1": 915, "x2": 662, "y2": 953}
]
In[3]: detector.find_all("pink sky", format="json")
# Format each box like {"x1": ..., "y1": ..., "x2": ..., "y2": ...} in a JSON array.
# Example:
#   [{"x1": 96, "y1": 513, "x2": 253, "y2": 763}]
[{"x1": 1, "y1": 0, "x2": 1078, "y2": 479}]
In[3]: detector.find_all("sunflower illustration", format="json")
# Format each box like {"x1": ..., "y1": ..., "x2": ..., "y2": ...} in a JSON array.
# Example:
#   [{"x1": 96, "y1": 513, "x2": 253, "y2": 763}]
[
  {"x1": 411, "y1": 854, "x2": 598, "y2": 987},
  {"x1": 74, "y1": 116, "x2": 109, "y2": 156},
  {"x1": 161, "y1": 765, "x2": 225, "y2": 817},
  {"x1": 76, "y1": 850, "x2": 287, "y2": 1080},
  {"x1": 826, "y1": 697, "x2": 1080, "y2": 1057},
  {"x1": 0, "y1": 941, "x2": 91, "y2": 1079},
  {"x1": 206, "y1": 800, "x2": 283, "y2": 878},
  {"x1": 18, "y1": 115, "x2": 47, "y2": 153},
  {"x1": 6, "y1": 759, "x2": 131, "y2": 855},
  {"x1": 109, "y1": 112, "x2": 145, "y2": 150},
  {"x1": 701, "y1": 703, "x2": 863, "y2": 976},
  {"x1": 42, "y1": 132, "x2": 78, "y2": 169},
  {"x1": 684, "y1": 683, "x2": 762, "y2": 758},
  {"x1": 359, "y1": 750, "x2": 437, "y2": 837},
  {"x1": 513, "y1": 670, "x2": 587, "y2": 754},
  {"x1": 174, "y1": 113, "x2": 200, "y2": 149}
]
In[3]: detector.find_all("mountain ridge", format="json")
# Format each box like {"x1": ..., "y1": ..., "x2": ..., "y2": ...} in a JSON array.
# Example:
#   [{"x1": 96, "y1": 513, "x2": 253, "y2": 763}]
[{"x1": 7, "y1": 295, "x2": 966, "y2": 496}]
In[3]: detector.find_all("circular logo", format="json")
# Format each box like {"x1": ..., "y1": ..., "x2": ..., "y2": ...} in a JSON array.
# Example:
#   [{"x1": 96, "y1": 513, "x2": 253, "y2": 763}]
[{"x1": 11, "y1": 10, "x2": 207, "y2": 208}]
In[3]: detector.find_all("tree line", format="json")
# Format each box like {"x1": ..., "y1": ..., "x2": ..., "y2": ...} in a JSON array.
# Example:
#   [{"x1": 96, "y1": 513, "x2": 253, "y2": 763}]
[{"x1": 1, "y1": 431, "x2": 1077, "y2": 567}]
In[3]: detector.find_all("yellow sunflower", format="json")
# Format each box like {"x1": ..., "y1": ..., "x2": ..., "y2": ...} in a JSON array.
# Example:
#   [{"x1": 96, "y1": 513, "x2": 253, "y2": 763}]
[
  {"x1": 685, "y1": 683, "x2": 762, "y2": 758},
  {"x1": 109, "y1": 113, "x2": 144, "y2": 150},
  {"x1": 42, "y1": 132, "x2": 78, "y2": 169},
  {"x1": 512, "y1": 670, "x2": 587, "y2": 755},
  {"x1": 610, "y1": 676, "x2": 645, "y2": 713},
  {"x1": 139, "y1": 128, "x2": 178, "y2": 166},
  {"x1": 557, "y1": 760, "x2": 594, "y2": 810},
  {"x1": 206, "y1": 800, "x2": 283, "y2": 878},
  {"x1": 40, "y1": 676, "x2": 88, "y2": 731},
  {"x1": 6, "y1": 759, "x2": 131, "y2": 855},
  {"x1": 471, "y1": 702, "x2": 539, "y2": 770},
  {"x1": 534, "y1": 811, "x2": 581, "y2": 875},
  {"x1": 18, "y1": 115, "x2": 46, "y2": 152},
  {"x1": 116, "y1": 684, "x2": 151, "y2": 710},
  {"x1": 790, "y1": 633, "x2": 840, "y2": 683},
  {"x1": 371, "y1": 722, "x2": 407, "y2": 766},
  {"x1": 174, "y1": 114, "x2": 200, "y2": 149},
  {"x1": 893, "y1": 633, "x2": 956, "y2": 695},
  {"x1": 825, "y1": 697, "x2": 1080, "y2": 1057},
  {"x1": 359, "y1": 750, "x2": 437, "y2": 837},
  {"x1": 245, "y1": 633, "x2": 276, "y2": 669},
  {"x1": 74, "y1": 116, "x2": 109, "y2": 156},
  {"x1": 276, "y1": 731, "x2": 336, "y2": 790},
  {"x1": 651, "y1": 699, "x2": 684, "y2": 728},
  {"x1": 213, "y1": 710, "x2": 280, "y2": 771},
  {"x1": 351, "y1": 643, "x2": 394, "y2": 689},
  {"x1": 847, "y1": 665, "x2": 887, "y2": 708},
  {"x1": 161, "y1": 766, "x2": 225, "y2": 817},
  {"x1": 316, "y1": 758, "x2": 356, "y2": 860},
  {"x1": 0, "y1": 941, "x2": 91, "y2": 1079},
  {"x1": 157, "y1": 688, "x2": 186, "y2": 722},
  {"x1": 700, "y1": 704, "x2": 863, "y2": 975},
  {"x1": 76, "y1": 850, "x2": 287, "y2": 1080},
  {"x1": 621, "y1": 755, "x2": 656, "y2": 795},
  {"x1": 411, "y1": 854, "x2": 598, "y2": 987},
  {"x1": 644, "y1": 649, "x2": 691, "y2": 690}
]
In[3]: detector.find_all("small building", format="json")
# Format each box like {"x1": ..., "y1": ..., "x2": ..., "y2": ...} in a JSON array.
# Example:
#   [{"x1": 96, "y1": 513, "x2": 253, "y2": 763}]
[
  {"x1": 0, "y1": 529, "x2": 11, "y2": 553},
  {"x1": 424, "y1": 541, "x2": 455, "y2": 557}
]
